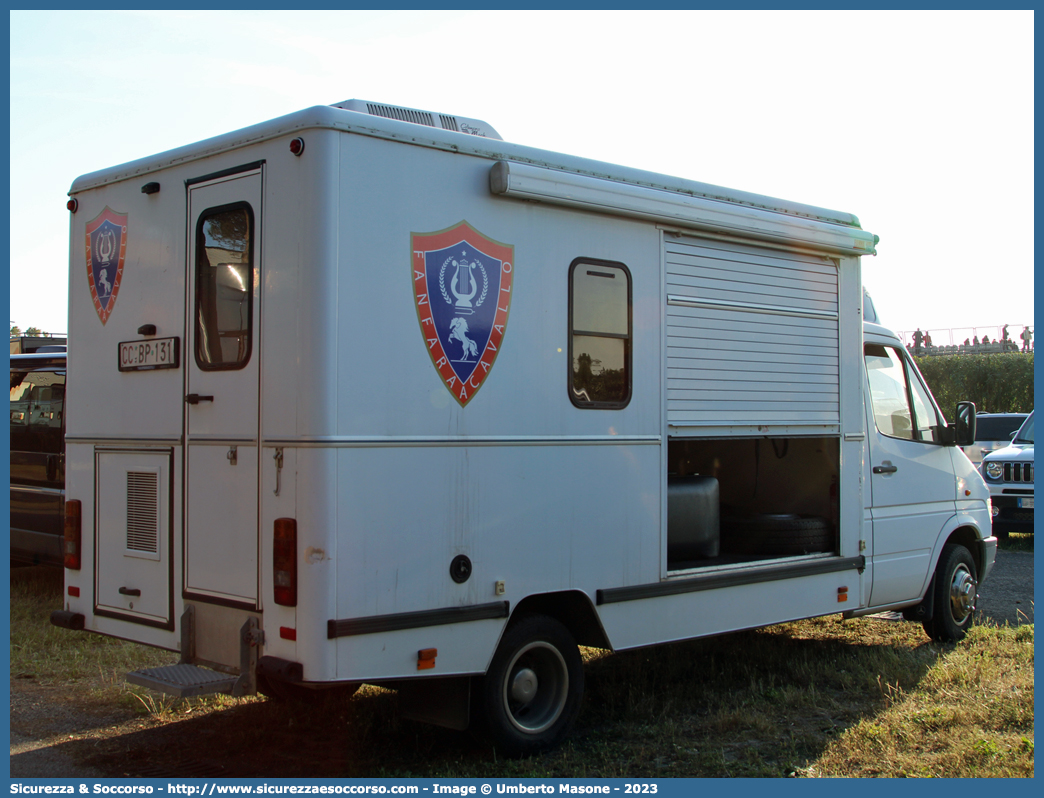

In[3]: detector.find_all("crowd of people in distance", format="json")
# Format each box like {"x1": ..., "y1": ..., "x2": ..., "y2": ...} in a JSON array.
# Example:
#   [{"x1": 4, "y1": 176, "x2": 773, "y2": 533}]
[{"x1": 907, "y1": 324, "x2": 1032, "y2": 355}]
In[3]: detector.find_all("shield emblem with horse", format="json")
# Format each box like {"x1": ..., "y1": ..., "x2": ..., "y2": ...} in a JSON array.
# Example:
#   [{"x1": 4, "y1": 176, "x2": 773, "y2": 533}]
[
  {"x1": 85, "y1": 206, "x2": 128, "y2": 325},
  {"x1": 412, "y1": 221, "x2": 514, "y2": 407}
]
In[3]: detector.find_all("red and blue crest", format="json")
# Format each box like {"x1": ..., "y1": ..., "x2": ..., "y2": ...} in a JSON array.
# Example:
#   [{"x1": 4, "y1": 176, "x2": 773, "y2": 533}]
[
  {"x1": 412, "y1": 221, "x2": 514, "y2": 406},
  {"x1": 85, "y1": 206, "x2": 127, "y2": 324}
]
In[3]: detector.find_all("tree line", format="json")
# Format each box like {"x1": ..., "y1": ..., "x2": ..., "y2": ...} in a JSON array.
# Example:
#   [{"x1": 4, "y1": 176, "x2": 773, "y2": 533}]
[
  {"x1": 10, "y1": 325, "x2": 55, "y2": 337},
  {"x1": 916, "y1": 353, "x2": 1034, "y2": 415}
]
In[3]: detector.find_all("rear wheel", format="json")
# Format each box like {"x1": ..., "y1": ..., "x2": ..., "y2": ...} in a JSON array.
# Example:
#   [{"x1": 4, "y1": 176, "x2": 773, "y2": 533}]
[
  {"x1": 923, "y1": 543, "x2": 978, "y2": 643},
  {"x1": 474, "y1": 615, "x2": 584, "y2": 757}
]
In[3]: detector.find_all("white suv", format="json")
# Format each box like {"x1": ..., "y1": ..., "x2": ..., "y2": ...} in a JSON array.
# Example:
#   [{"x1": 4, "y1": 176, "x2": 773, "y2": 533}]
[
  {"x1": 980, "y1": 411, "x2": 1034, "y2": 539},
  {"x1": 964, "y1": 411, "x2": 1029, "y2": 465}
]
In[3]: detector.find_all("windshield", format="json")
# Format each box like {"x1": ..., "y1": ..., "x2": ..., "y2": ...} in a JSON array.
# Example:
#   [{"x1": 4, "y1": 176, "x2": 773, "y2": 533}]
[
  {"x1": 1014, "y1": 412, "x2": 1034, "y2": 444},
  {"x1": 976, "y1": 415, "x2": 1028, "y2": 441}
]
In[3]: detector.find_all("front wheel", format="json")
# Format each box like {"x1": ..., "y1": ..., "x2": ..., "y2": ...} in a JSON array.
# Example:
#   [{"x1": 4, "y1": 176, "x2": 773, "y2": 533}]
[
  {"x1": 923, "y1": 543, "x2": 978, "y2": 643},
  {"x1": 474, "y1": 614, "x2": 584, "y2": 757}
]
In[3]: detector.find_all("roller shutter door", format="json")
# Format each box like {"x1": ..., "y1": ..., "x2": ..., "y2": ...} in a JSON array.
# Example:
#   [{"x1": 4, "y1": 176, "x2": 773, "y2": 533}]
[{"x1": 665, "y1": 234, "x2": 840, "y2": 432}]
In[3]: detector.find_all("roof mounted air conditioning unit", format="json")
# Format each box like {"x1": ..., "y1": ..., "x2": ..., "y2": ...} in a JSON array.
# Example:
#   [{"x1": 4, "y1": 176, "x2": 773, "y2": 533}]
[{"x1": 331, "y1": 99, "x2": 502, "y2": 141}]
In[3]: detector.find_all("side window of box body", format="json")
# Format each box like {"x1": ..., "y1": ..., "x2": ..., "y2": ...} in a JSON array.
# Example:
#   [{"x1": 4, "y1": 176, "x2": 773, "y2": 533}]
[{"x1": 568, "y1": 259, "x2": 632, "y2": 409}]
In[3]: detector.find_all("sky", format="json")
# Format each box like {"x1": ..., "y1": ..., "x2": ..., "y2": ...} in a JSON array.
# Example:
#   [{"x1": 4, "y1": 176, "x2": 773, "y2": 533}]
[{"x1": 9, "y1": 9, "x2": 1035, "y2": 346}]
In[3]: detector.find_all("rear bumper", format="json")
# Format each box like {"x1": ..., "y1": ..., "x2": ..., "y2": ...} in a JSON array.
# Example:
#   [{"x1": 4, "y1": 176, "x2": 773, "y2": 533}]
[{"x1": 50, "y1": 610, "x2": 85, "y2": 630}]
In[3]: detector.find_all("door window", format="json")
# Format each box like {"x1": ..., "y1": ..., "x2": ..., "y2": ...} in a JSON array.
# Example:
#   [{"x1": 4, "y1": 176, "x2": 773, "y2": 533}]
[
  {"x1": 194, "y1": 203, "x2": 254, "y2": 370},
  {"x1": 864, "y1": 344, "x2": 942, "y2": 442}
]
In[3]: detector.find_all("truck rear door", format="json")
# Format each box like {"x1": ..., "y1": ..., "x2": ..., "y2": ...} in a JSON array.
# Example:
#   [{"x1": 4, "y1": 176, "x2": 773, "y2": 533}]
[{"x1": 183, "y1": 166, "x2": 263, "y2": 609}]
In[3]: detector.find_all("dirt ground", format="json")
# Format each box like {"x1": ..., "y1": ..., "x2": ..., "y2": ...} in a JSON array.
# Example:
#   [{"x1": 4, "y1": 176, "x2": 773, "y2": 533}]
[{"x1": 9, "y1": 549, "x2": 1034, "y2": 778}]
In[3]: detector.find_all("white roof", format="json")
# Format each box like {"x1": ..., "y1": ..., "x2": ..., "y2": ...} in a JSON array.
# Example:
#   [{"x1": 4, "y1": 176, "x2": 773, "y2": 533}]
[{"x1": 69, "y1": 102, "x2": 869, "y2": 236}]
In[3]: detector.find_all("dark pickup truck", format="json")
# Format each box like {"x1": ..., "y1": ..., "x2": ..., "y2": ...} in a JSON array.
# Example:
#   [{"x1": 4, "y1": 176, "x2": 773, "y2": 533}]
[{"x1": 10, "y1": 352, "x2": 66, "y2": 566}]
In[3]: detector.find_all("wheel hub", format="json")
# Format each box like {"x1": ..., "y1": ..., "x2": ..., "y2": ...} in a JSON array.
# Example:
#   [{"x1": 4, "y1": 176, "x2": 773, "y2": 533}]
[
  {"x1": 510, "y1": 667, "x2": 538, "y2": 704},
  {"x1": 949, "y1": 564, "x2": 977, "y2": 622},
  {"x1": 502, "y1": 641, "x2": 569, "y2": 734}
]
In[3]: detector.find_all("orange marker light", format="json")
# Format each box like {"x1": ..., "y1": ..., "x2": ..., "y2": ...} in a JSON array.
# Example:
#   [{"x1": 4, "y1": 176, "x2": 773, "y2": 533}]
[
  {"x1": 837, "y1": 586, "x2": 849, "y2": 603},
  {"x1": 418, "y1": 648, "x2": 437, "y2": 670}
]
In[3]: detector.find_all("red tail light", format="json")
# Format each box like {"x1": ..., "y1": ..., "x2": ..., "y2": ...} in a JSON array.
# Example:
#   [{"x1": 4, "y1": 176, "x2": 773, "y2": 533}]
[
  {"x1": 64, "y1": 500, "x2": 82, "y2": 570},
  {"x1": 273, "y1": 518, "x2": 297, "y2": 606}
]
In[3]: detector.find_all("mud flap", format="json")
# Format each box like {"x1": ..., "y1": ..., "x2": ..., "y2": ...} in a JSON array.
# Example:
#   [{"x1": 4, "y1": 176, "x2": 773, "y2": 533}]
[
  {"x1": 902, "y1": 574, "x2": 936, "y2": 622},
  {"x1": 231, "y1": 617, "x2": 261, "y2": 696},
  {"x1": 396, "y1": 676, "x2": 472, "y2": 731}
]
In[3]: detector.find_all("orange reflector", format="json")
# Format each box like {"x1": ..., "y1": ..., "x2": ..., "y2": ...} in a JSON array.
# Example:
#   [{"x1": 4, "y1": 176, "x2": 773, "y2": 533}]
[
  {"x1": 838, "y1": 586, "x2": 848, "y2": 602},
  {"x1": 418, "y1": 648, "x2": 437, "y2": 670},
  {"x1": 68, "y1": 586, "x2": 80, "y2": 598},
  {"x1": 280, "y1": 626, "x2": 297, "y2": 641}
]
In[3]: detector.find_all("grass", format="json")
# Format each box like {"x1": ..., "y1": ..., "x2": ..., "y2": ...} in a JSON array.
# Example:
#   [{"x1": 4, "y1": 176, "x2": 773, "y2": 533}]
[
  {"x1": 10, "y1": 564, "x2": 1034, "y2": 778},
  {"x1": 809, "y1": 624, "x2": 1034, "y2": 777},
  {"x1": 10, "y1": 565, "x2": 209, "y2": 713}
]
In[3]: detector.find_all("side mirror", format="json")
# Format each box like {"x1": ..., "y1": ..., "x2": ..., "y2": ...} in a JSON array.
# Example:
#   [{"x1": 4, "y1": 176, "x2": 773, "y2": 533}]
[{"x1": 952, "y1": 401, "x2": 977, "y2": 447}]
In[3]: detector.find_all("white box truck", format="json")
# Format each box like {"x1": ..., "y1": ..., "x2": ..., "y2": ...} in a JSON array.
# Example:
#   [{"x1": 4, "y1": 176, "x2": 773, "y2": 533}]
[{"x1": 52, "y1": 99, "x2": 995, "y2": 755}]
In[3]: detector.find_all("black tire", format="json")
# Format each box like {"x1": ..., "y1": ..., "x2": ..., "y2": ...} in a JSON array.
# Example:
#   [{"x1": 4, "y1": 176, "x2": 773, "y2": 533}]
[
  {"x1": 721, "y1": 514, "x2": 833, "y2": 556},
  {"x1": 923, "y1": 543, "x2": 978, "y2": 643},
  {"x1": 473, "y1": 614, "x2": 584, "y2": 757}
]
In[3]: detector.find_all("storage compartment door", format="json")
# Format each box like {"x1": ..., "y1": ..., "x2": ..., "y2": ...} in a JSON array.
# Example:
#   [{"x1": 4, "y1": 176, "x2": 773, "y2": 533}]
[{"x1": 95, "y1": 450, "x2": 173, "y2": 628}]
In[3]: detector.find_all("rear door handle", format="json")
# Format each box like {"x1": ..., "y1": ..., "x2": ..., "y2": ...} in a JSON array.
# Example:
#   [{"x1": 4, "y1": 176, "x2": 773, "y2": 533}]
[
  {"x1": 185, "y1": 394, "x2": 214, "y2": 404},
  {"x1": 873, "y1": 465, "x2": 898, "y2": 474},
  {"x1": 118, "y1": 587, "x2": 141, "y2": 597}
]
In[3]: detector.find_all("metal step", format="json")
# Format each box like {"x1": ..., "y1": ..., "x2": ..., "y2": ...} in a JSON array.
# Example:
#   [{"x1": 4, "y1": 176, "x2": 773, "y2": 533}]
[{"x1": 127, "y1": 663, "x2": 237, "y2": 698}]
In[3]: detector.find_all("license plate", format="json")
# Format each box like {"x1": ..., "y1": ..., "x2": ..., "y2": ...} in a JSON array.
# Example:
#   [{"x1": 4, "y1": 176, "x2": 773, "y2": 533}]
[
  {"x1": 118, "y1": 337, "x2": 180, "y2": 371},
  {"x1": 1018, "y1": 497, "x2": 1034, "y2": 509}
]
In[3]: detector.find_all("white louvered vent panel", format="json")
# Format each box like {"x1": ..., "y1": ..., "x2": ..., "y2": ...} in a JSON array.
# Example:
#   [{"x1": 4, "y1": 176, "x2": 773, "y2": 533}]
[
  {"x1": 126, "y1": 471, "x2": 159, "y2": 555},
  {"x1": 665, "y1": 235, "x2": 840, "y2": 431},
  {"x1": 366, "y1": 102, "x2": 435, "y2": 127}
]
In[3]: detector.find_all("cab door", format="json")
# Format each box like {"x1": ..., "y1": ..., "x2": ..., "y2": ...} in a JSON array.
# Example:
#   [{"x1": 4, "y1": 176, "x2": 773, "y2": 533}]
[
  {"x1": 864, "y1": 343, "x2": 957, "y2": 607},
  {"x1": 183, "y1": 166, "x2": 263, "y2": 608}
]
